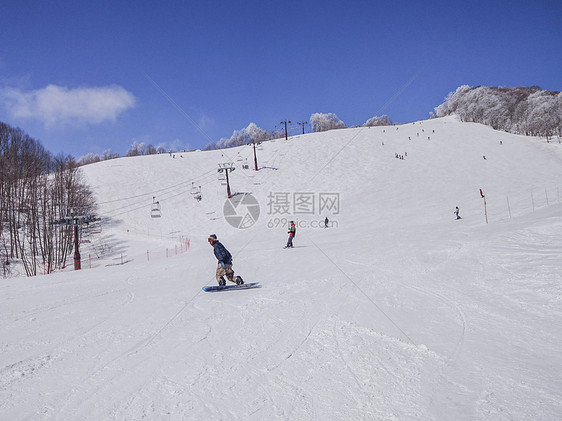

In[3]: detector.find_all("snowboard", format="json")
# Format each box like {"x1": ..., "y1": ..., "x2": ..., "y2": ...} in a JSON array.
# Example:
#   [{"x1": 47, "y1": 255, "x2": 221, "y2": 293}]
[{"x1": 202, "y1": 282, "x2": 261, "y2": 293}]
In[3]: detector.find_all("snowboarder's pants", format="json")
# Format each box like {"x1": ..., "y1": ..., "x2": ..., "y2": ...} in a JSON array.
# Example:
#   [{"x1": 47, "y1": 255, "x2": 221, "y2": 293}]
[
  {"x1": 286, "y1": 234, "x2": 294, "y2": 248},
  {"x1": 216, "y1": 263, "x2": 234, "y2": 282}
]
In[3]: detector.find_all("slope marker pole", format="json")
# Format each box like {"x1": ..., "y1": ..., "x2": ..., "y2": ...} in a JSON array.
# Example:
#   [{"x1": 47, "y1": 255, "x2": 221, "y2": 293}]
[{"x1": 480, "y1": 189, "x2": 488, "y2": 224}]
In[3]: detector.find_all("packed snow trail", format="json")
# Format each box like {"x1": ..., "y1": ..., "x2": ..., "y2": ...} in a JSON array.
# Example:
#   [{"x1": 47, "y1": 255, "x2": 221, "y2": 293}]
[{"x1": 1, "y1": 117, "x2": 562, "y2": 420}]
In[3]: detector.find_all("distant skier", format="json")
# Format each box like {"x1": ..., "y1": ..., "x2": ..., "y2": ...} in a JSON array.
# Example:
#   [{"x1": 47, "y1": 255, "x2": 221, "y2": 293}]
[
  {"x1": 208, "y1": 234, "x2": 243, "y2": 286},
  {"x1": 454, "y1": 206, "x2": 461, "y2": 220},
  {"x1": 285, "y1": 221, "x2": 296, "y2": 248},
  {"x1": 324, "y1": 216, "x2": 329, "y2": 228}
]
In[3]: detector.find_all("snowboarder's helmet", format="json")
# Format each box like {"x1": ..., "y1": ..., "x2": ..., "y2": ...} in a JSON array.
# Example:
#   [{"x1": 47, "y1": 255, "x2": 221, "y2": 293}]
[{"x1": 208, "y1": 234, "x2": 217, "y2": 244}]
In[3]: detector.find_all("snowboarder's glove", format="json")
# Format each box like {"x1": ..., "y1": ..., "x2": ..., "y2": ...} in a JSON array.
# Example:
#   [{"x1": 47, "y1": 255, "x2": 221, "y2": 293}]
[{"x1": 220, "y1": 262, "x2": 226, "y2": 269}]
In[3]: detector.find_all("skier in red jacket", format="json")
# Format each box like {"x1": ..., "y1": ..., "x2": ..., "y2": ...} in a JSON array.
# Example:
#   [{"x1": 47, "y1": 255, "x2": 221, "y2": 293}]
[{"x1": 285, "y1": 221, "x2": 296, "y2": 248}]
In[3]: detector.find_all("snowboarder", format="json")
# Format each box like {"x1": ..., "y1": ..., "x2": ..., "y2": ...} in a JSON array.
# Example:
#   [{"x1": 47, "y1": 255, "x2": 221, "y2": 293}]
[
  {"x1": 285, "y1": 221, "x2": 296, "y2": 248},
  {"x1": 454, "y1": 206, "x2": 461, "y2": 220},
  {"x1": 208, "y1": 234, "x2": 243, "y2": 286},
  {"x1": 324, "y1": 216, "x2": 329, "y2": 228}
]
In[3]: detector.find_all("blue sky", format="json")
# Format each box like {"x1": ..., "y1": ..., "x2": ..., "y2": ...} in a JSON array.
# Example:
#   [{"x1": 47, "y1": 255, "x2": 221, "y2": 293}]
[{"x1": 1, "y1": 0, "x2": 561, "y2": 158}]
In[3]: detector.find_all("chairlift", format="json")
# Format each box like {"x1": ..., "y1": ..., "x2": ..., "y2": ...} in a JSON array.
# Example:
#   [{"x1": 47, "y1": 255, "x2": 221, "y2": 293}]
[
  {"x1": 191, "y1": 183, "x2": 202, "y2": 200},
  {"x1": 151, "y1": 197, "x2": 161, "y2": 218},
  {"x1": 191, "y1": 182, "x2": 201, "y2": 195}
]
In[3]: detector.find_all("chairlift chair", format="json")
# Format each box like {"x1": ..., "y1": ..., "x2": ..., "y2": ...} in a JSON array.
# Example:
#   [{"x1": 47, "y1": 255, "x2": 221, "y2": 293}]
[
  {"x1": 151, "y1": 197, "x2": 161, "y2": 218},
  {"x1": 191, "y1": 182, "x2": 201, "y2": 195}
]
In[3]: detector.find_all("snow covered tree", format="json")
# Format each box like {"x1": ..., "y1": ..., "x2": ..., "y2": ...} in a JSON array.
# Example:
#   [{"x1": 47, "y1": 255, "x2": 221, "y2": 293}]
[
  {"x1": 101, "y1": 149, "x2": 120, "y2": 160},
  {"x1": 433, "y1": 85, "x2": 562, "y2": 137},
  {"x1": 310, "y1": 113, "x2": 346, "y2": 132},
  {"x1": 364, "y1": 115, "x2": 392, "y2": 127},
  {"x1": 144, "y1": 144, "x2": 158, "y2": 155},
  {"x1": 78, "y1": 152, "x2": 101, "y2": 166},
  {"x1": 206, "y1": 123, "x2": 283, "y2": 150},
  {"x1": 126, "y1": 141, "x2": 145, "y2": 157}
]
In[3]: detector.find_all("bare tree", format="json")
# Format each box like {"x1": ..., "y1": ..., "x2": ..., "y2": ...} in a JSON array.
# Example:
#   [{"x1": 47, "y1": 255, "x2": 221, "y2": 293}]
[
  {"x1": 144, "y1": 144, "x2": 158, "y2": 155},
  {"x1": 0, "y1": 122, "x2": 96, "y2": 277},
  {"x1": 101, "y1": 149, "x2": 120, "y2": 160}
]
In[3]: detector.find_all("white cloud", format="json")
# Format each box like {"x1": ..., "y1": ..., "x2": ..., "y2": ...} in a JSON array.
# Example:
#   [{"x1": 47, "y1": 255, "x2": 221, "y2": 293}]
[
  {"x1": 198, "y1": 114, "x2": 214, "y2": 130},
  {"x1": 0, "y1": 84, "x2": 136, "y2": 128}
]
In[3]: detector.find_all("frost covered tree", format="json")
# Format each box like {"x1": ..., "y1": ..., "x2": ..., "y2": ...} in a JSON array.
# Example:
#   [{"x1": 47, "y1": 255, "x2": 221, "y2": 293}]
[
  {"x1": 144, "y1": 144, "x2": 158, "y2": 155},
  {"x1": 126, "y1": 141, "x2": 145, "y2": 157},
  {"x1": 101, "y1": 149, "x2": 120, "y2": 160},
  {"x1": 78, "y1": 152, "x2": 101, "y2": 166},
  {"x1": 364, "y1": 115, "x2": 392, "y2": 127},
  {"x1": 205, "y1": 123, "x2": 283, "y2": 150},
  {"x1": 433, "y1": 85, "x2": 562, "y2": 138},
  {"x1": 310, "y1": 113, "x2": 346, "y2": 132}
]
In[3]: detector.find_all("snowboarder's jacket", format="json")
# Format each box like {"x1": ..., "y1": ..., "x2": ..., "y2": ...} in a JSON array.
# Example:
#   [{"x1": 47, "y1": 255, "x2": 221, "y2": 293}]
[
  {"x1": 288, "y1": 224, "x2": 296, "y2": 237},
  {"x1": 213, "y1": 241, "x2": 232, "y2": 265}
]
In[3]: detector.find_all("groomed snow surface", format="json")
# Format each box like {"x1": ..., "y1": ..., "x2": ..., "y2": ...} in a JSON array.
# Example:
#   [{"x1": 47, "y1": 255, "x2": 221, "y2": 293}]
[{"x1": 1, "y1": 116, "x2": 561, "y2": 420}]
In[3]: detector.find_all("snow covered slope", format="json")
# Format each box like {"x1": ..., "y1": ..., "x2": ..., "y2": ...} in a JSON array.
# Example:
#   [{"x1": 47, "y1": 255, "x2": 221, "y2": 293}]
[{"x1": 1, "y1": 116, "x2": 561, "y2": 420}]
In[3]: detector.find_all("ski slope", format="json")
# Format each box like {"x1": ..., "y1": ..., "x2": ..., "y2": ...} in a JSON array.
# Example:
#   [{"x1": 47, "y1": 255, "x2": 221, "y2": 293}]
[{"x1": 1, "y1": 116, "x2": 561, "y2": 420}]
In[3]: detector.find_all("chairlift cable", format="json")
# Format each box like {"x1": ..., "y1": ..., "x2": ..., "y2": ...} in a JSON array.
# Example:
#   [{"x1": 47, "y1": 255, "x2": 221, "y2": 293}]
[{"x1": 95, "y1": 167, "x2": 216, "y2": 205}]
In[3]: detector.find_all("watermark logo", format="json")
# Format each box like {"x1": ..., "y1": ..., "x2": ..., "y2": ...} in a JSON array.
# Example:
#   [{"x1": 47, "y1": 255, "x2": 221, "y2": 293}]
[
  {"x1": 266, "y1": 191, "x2": 340, "y2": 229},
  {"x1": 223, "y1": 193, "x2": 260, "y2": 229},
  {"x1": 267, "y1": 217, "x2": 338, "y2": 229},
  {"x1": 267, "y1": 192, "x2": 340, "y2": 215}
]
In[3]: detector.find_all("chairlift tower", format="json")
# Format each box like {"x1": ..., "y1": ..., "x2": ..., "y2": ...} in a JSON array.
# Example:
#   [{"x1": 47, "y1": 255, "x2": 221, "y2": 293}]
[
  {"x1": 218, "y1": 163, "x2": 235, "y2": 198},
  {"x1": 68, "y1": 208, "x2": 84, "y2": 270},
  {"x1": 250, "y1": 140, "x2": 261, "y2": 171},
  {"x1": 53, "y1": 206, "x2": 99, "y2": 271},
  {"x1": 73, "y1": 218, "x2": 81, "y2": 270},
  {"x1": 281, "y1": 119, "x2": 291, "y2": 140},
  {"x1": 298, "y1": 121, "x2": 308, "y2": 134}
]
